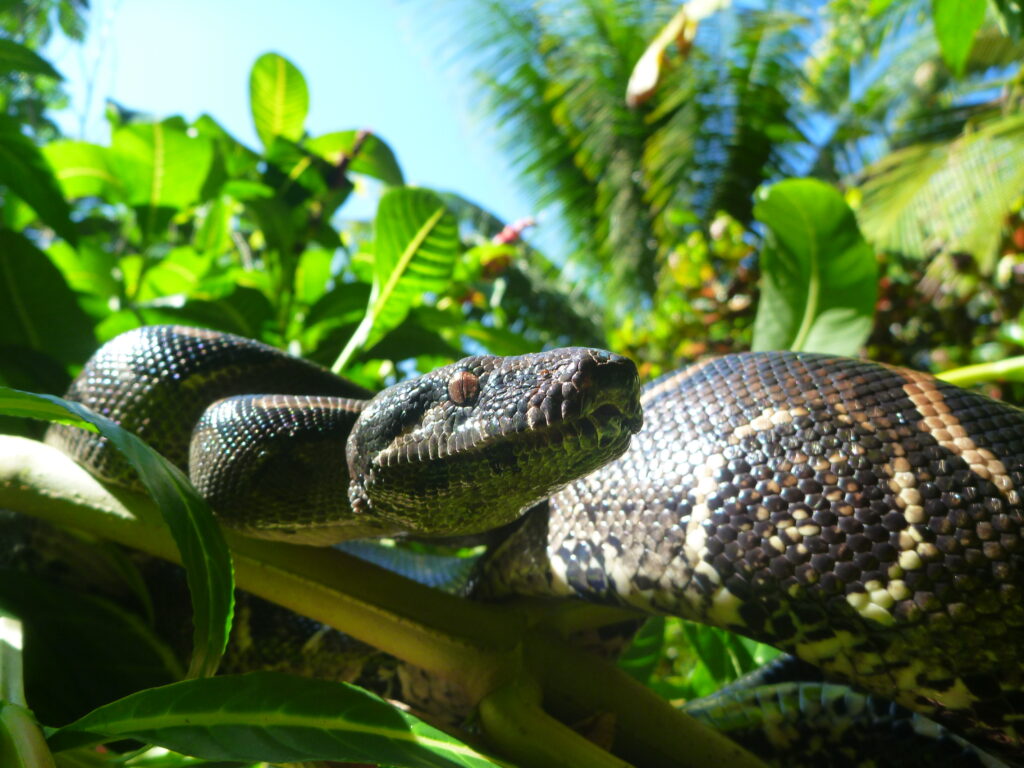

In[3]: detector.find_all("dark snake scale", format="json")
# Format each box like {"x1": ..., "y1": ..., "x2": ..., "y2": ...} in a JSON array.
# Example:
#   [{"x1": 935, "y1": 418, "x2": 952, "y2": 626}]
[{"x1": 41, "y1": 326, "x2": 1024, "y2": 763}]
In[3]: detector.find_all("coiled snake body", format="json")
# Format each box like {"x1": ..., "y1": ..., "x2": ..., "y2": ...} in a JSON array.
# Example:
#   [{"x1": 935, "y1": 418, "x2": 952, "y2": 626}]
[{"x1": 44, "y1": 326, "x2": 1024, "y2": 762}]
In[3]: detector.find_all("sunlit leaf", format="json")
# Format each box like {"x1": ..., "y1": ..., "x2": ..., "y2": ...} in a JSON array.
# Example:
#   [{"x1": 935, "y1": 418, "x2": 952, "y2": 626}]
[
  {"x1": 294, "y1": 248, "x2": 333, "y2": 305},
  {"x1": 109, "y1": 120, "x2": 214, "y2": 238},
  {"x1": 332, "y1": 188, "x2": 459, "y2": 372},
  {"x1": 932, "y1": 0, "x2": 986, "y2": 76},
  {"x1": 249, "y1": 53, "x2": 309, "y2": 149},
  {"x1": 752, "y1": 179, "x2": 876, "y2": 355},
  {"x1": 0, "y1": 389, "x2": 233, "y2": 681},
  {"x1": 857, "y1": 113, "x2": 1024, "y2": 271},
  {"x1": 42, "y1": 141, "x2": 120, "y2": 201},
  {"x1": 137, "y1": 247, "x2": 212, "y2": 302},
  {"x1": 48, "y1": 672, "x2": 504, "y2": 767},
  {"x1": 306, "y1": 130, "x2": 405, "y2": 186}
]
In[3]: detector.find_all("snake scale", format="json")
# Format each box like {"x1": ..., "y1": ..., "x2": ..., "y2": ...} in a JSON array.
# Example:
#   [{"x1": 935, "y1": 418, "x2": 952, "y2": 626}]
[{"x1": 37, "y1": 325, "x2": 1024, "y2": 763}]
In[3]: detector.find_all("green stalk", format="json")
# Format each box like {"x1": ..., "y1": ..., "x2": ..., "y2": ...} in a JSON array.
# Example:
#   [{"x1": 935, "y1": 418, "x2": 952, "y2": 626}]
[
  {"x1": 479, "y1": 677, "x2": 632, "y2": 768},
  {"x1": 0, "y1": 617, "x2": 56, "y2": 768},
  {"x1": 935, "y1": 355, "x2": 1024, "y2": 387},
  {"x1": 525, "y1": 629, "x2": 769, "y2": 768}
]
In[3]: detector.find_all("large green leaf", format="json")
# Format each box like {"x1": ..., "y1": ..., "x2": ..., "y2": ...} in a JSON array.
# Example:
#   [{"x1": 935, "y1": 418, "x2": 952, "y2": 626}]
[
  {"x1": 109, "y1": 120, "x2": 214, "y2": 215},
  {"x1": 0, "y1": 39, "x2": 61, "y2": 79},
  {"x1": 932, "y1": 0, "x2": 986, "y2": 76},
  {"x1": 249, "y1": 53, "x2": 308, "y2": 149},
  {"x1": 0, "y1": 117, "x2": 76, "y2": 243},
  {"x1": 333, "y1": 188, "x2": 459, "y2": 372},
  {"x1": 42, "y1": 141, "x2": 120, "y2": 202},
  {"x1": 306, "y1": 130, "x2": 405, "y2": 186},
  {"x1": 48, "y1": 672, "x2": 504, "y2": 768},
  {"x1": 136, "y1": 247, "x2": 212, "y2": 302},
  {"x1": 45, "y1": 240, "x2": 119, "y2": 322},
  {"x1": 0, "y1": 230, "x2": 94, "y2": 366},
  {"x1": 0, "y1": 389, "x2": 233, "y2": 681},
  {"x1": 751, "y1": 179, "x2": 876, "y2": 356}
]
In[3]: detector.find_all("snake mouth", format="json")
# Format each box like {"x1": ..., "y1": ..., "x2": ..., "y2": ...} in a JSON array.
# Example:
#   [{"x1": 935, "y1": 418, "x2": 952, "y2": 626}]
[{"x1": 572, "y1": 402, "x2": 643, "y2": 449}]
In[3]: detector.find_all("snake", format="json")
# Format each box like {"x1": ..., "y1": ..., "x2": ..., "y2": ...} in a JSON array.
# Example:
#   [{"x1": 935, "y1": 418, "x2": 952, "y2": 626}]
[{"x1": 35, "y1": 325, "x2": 1024, "y2": 763}]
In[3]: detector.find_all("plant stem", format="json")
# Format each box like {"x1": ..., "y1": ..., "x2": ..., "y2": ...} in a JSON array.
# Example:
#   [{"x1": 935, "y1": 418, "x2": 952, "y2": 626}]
[
  {"x1": 525, "y1": 629, "x2": 769, "y2": 768},
  {"x1": 479, "y1": 677, "x2": 632, "y2": 768},
  {"x1": 935, "y1": 355, "x2": 1024, "y2": 387}
]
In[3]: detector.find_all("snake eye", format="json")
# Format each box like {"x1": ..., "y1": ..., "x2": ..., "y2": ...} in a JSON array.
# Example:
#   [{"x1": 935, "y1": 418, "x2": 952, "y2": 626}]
[{"x1": 448, "y1": 370, "x2": 480, "y2": 405}]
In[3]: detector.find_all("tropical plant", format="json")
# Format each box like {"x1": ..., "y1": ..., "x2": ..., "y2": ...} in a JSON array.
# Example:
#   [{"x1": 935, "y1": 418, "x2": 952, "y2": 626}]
[
  {"x1": 0, "y1": 32, "x2": 907, "y2": 767},
  {"x1": 2, "y1": 3, "x2": 1024, "y2": 766},
  {"x1": 419, "y1": 0, "x2": 1024, "y2": 376}
]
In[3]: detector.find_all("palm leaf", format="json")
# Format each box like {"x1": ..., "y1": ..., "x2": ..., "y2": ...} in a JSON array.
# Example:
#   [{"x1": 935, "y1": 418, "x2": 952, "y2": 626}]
[{"x1": 857, "y1": 112, "x2": 1024, "y2": 270}]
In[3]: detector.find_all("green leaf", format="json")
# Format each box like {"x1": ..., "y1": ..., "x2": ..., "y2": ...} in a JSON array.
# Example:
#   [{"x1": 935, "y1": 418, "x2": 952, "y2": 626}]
[
  {"x1": 136, "y1": 287, "x2": 276, "y2": 341},
  {"x1": 0, "y1": 39, "x2": 61, "y2": 79},
  {"x1": 0, "y1": 388, "x2": 233, "y2": 680},
  {"x1": 991, "y1": 0, "x2": 1024, "y2": 37},
  {"x1": 856, "y1": 114, "x2": 1024, "y2": 271},
  {"x1": 48, "y1": 672, "x2": 505, "y2": 767},
  {"x1": 294, "y1": 248, "x2": 333, "y2": 305},
  {"x1": 306, "y1": 130, "x2": 405, "y2": 186},
  {"x1": 751, "y1": 179, "x2": 877, "y2": 356},
  {"x1": 672, "y1": 623, "x2": 778, "y2": 699},
  {"x1": 0, "y1": 572, "x2": 181, "y2": 726},
  {"x1": 617, "y1": 617, "x2": 666, "y2": 685},
  {"x1": 0, "y1": 230, "x2": 94, "y2": 366},
  {"x1": 249, "y1": 53, "x2": 308, "y2": 149},
  {"x1": 109, "y1": 120, "x2": 214, "y2": 220},
  {"x1": 0, "y1": 117, "x2": 77, "y2": 243},
  {"x1": 137, "y1": 247, "x2": 212, "y2": 302},
  {"x1": 932, "y1": 0, "x2": 987, "y2": 76},
  {"x1": 192, "y1": 198, "x2": 234, "y2": 256},
  {"x1": 332, "y1": 188, "x2": 459, "y2": 372},
  {"x1": 42, "y1": 141, "x2": 120, "y2": 201}
]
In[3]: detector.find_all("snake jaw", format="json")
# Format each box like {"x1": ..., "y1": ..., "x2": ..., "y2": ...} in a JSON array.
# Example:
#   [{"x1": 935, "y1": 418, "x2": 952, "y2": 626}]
[{"x1": 346, "y1": 347, "x2": 642, "y2": 537}]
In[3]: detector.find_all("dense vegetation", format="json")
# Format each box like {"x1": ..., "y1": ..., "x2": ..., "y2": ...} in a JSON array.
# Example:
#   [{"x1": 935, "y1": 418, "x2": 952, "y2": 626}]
[{"x1": 0, "y1": 1, "x2": 1021, "y2": 766}]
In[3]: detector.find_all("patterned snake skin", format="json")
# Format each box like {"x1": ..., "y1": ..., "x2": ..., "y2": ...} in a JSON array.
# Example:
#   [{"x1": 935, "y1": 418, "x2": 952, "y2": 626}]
[
  {"x1": 478, "y1": 352, "x2": 1024, "y2": 759},
  {"x1": 40, "y1": 327, "x2": 1024, "y2": 761}
]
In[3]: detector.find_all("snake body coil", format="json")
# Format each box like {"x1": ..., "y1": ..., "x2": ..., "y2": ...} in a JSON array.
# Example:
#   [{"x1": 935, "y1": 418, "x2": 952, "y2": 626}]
[
  {"x1": 480, "y1": 351, "x2": 1024, "y2": 758},
  {"x1": 43, "y1": 326, "x2": 1024, "y2": 761}
]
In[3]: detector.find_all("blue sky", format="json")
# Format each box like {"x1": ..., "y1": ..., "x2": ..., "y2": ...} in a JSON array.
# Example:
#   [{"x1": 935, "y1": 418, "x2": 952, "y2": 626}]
[{"x1": 44, "y1": 0, "x2": 543, "y2": 232}]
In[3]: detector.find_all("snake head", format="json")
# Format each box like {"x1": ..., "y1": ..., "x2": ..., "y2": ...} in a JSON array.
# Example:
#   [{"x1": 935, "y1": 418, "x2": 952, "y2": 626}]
[{"x1": 346, "y1": 348, "x2": 643, "y2": 537}]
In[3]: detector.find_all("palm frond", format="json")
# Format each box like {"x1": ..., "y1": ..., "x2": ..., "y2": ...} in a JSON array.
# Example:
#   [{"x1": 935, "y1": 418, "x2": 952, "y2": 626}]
[{"x1": 857, "y1": 112, "x2": 1024, "y2": 270}]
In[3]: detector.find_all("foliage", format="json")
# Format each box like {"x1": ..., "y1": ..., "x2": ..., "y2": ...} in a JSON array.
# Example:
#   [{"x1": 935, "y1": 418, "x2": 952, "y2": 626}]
[
  {"x1": 0, "y1": 0, "x2": 86, "y2": 140},
  {"x1": 0, "y1": 2, "x2": 1022, "y2": 766},
  {"x1": 421, "y1": 0, "x2": 1024, "y2": 378},
  {"x1": 751, "y1": 178, "x2": 876, "y2": 355},
  {"x1": 426, "y1": 0, "x2": 805, "y2": 324}
]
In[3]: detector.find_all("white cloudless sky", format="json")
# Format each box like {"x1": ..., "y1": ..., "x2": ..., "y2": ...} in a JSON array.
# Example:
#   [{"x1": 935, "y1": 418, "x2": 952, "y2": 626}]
[{"x1": 44, "y1": 0, "x2": 545, "y2": 233}]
